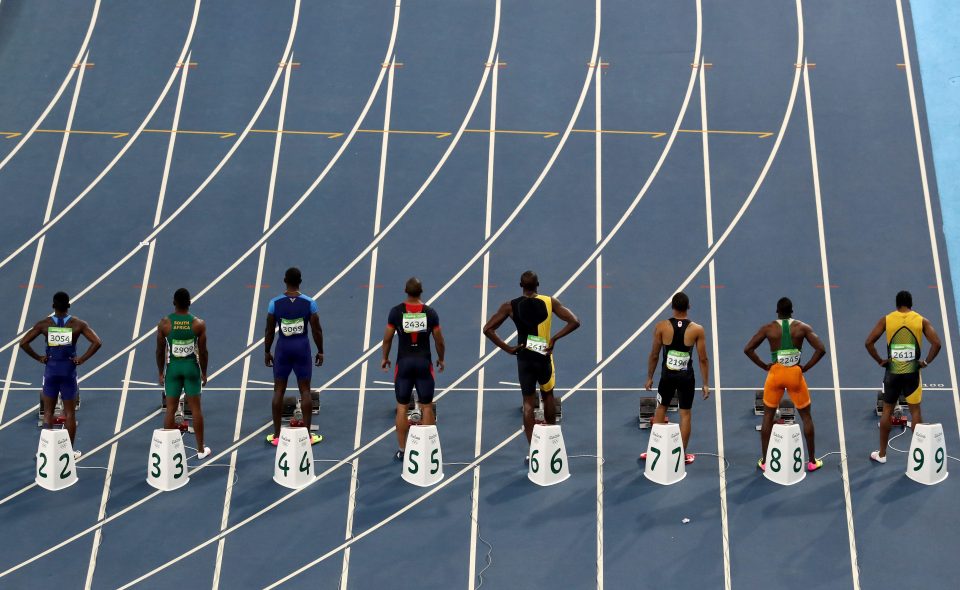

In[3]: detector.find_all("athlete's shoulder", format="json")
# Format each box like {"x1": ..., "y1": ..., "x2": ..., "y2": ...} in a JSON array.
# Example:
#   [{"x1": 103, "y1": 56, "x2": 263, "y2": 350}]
[{"x1": 297, "y1": 294, "x2": 319, "y2": 314}]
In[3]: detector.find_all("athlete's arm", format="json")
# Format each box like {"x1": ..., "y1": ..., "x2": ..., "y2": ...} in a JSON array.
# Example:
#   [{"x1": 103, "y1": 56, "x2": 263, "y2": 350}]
[
  {"x1": 694, "y1": 324, "x2": 710, "y2": 399},
  {"x1": 194, "y1": 318, "x2": 208, "y2": 385},
  {"x1": 547, "y1": 297, "x2": 580, "y2": 353},
  {"x1": 921, "y1": 318, "x2": 942, "y2": 367},
  {"x1": 264, "y1": 313, "x2": 276, "y2": 367},
  {"x1": 310, "y1": 313, "x2": 324, "y2": 367},
  {"x1": 743, "y1": 326, "x2": 772, "y2": 371},
  {"x1": 433, "y1": 326, "x2": 446, "y2": 373},
  {"x1": 864, "y1": 317, "x2": 888, "y2": 366},
  {"x1": 483, "y1": 301, "x2": 520, "y2": 355},
  {"x1": 19, "y1": 321, "x2": 47, "y2": 364},
  {"x1": 381, "y1": 325, "x2": 395, "y2": 371},
  {"x1": 800, "y1": 324, "x2": 826, "y2": 373},
  {"x1": 73, "y1": 320, "x2": 101, "y2": 366},
  {"x1": 156, "y1": 319, "x2": 168, "y2": 385},
  {"x1": 644, "y1": 323, "x2": 663, "y2": 390}
]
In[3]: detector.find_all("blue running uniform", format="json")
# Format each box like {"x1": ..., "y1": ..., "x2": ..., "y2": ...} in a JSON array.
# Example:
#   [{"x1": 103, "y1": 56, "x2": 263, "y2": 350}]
[
  {"x1": 268, "y1": 293, "x2": 318, "y2": 381},
  {"x1": 43, "y1": 315, "x2": 79, "y2": 401}
]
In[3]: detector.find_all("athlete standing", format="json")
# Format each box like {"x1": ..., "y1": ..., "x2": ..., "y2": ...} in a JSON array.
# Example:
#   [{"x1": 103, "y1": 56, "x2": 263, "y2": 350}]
[
  {"x1": 381, "y1": 278, "x2": 445, "y2": 461},
  {"x1": 642, "y1": 292, "x2": 710, "y2": 464},
  {"x1": 264, "y1": 267, "x2": 323, "y2": 445},
  {"x1": 744, "y1": 297, "x2": 826, "y2": 472},
  {"x1": 483, "y1": 271, "x2": 580, "y2": 447},
  {"x1": 20, "y1": 291, "x2": 101, "y2": 456},
  {"x1": 865, "y1": 290, "x2": 941, "y2": 463},
  {"x1": 156, "y1": 288, "x2": 210, "y2": 459}
]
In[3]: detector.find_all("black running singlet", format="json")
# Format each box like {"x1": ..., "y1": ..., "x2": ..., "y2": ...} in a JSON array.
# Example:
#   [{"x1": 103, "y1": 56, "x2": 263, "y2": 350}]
[{"x1": 661, "y1": 318, "x2": 693, "y2": 376}]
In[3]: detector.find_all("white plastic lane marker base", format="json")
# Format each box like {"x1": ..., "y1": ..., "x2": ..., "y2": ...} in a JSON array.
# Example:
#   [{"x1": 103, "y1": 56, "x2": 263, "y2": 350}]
[
  {"x1": 763, "y1": 423, "x2": 805, "y2": 486},
  {"x1": 643, "y1": 423, "x2": 686, "y2": 486},
  {"x1": 273, "y1": 427, "x2": 314, "y2": 489},
  {"x1": 402, "y1": 425, "x2": 444, "y2": 487},
  {"x1": 905, "y1": 423, "x2": 949, "y2": 485},
  {"x1": 528, "y1": 424, "x2": 570, "y2": 486},
  {"x1": 145, "y1": 429, "x2": 189, "y2": 491},
  {"x1": 36, "y1": 429, "x2": 78, "y2": 491}
]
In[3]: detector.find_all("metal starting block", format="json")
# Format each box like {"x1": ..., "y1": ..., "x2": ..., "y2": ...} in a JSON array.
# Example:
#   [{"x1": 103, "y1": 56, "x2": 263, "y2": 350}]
[
  {"x1": 876, "y1": 390, "x2": 909, "y2": 426},
  {"x1": 753, "y1": 390, "x2": 795, "y2": 430},
  {"x1": 518, "y1": 396, "x2": 562, "y2": 424},
  {"x1": 637, "y1": 394, "x2": 679, "y2": 429},
  {"x1": 282, "y1": 391, "x2": 321, "y2": 431},
  {"x1": 37, "y1": 393, "x2": 80, "y2": 428},
  {"x1": 406, "y1": 399, "x2": 438, "y2": 425}
]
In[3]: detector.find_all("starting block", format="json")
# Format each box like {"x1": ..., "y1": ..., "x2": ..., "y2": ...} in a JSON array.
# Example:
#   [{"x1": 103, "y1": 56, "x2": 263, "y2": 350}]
[
  {"x1": 643, "y1": 423, "x2": 686, "y2": 485},
  {"x1": 36, "y1": 429, "x2": 78, "y2": 491},
  {"x1": 753, "y1": 390, "x2": 795, "y2": 431},
  {"x1": 273, "y1": 426, "x2": 314, "y2": 489},
  {"x1": 764, "y1": 423, "x2": 806, "y2": 486},
  {"x1": 876, "y1": 390, "x2": 910, "y2": 426},
  {"x1": 906, "y1": 423, "x2": 949, "y2": 485},
  {"x1": 519, "y1": 396, "x2": 563, "y2": 424},
  {"x1": 528, "y1": 424, "x2": 570, "y2": 486},
  {"x1": 36, "y1": 392, "x2": 81, "y2": 427},
  {"x1": 406, "y1": 399, "x2": 437, "y2": 425},
  {"x1": 402, "y1": 425, "x2": 444, "y2": 487},
  {"x1": 637, "y1": 394, "x2": 680, "y2": 429},
  {"x1": 146, "y1": 429, "x2": 189, "y2": 491},
  {"x1": 282, "y1": 391, "x2": 320, "y2": 431}
]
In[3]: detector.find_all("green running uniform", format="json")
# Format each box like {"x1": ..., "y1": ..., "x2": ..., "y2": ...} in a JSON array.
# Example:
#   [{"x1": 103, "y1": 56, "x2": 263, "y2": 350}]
[{"x1": 165, "y1": 313, "x2": 202, "y2": 398}]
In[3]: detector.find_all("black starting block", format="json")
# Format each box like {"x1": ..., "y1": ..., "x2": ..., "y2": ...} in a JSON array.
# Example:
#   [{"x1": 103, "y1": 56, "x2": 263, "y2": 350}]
[
  {"x1": 519, "y1": 396, "x2": 562, "y2": 424},
  {"x1": 282, "y1": 390, "x2": 321, "y2": 431},
  {"x1": 638, "y1": 396, "x2": 657, "y2": 429},
  {"x1": 37, "y1": 392, "x2": 80, "y2": 428},
  {"x1": 876, "y1": 390, "x2": 909, "y2": 426},
  {"x1": 753, "y1": 390, "x2": 795, "y2": 431}
]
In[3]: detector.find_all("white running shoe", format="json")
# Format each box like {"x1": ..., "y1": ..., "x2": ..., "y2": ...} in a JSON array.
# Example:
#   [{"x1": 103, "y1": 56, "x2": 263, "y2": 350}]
[
  {"x1": 196, "y1": 447, "x2": 212, "y2": 460},
  {"x1": 870, "y1": 451, "x2": 887, "y2": 464},
  {"x1": 73, "y1": 450, "x2": 82, "y2": 460}
]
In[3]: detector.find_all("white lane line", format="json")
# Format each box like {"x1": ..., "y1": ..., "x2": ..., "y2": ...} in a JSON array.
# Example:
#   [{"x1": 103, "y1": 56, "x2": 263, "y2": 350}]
[
  {"x1": 0, "y1": 0, "x2": 203, "y2": 272},
  {"x1": 0, "y1": 0, "x2": 101, "y2": 174},
  {"x1": 256, "y1": 7, "x2": 806, "y2": 578},
  {"x1": 339, "y1": 53, "x2": 396, "y2": 590},
  {"x1": 0, "y1": 50, "x2": 89, "y2": 423},
  {"x1": 699, "y1": 54, "x2": 730, "y2": 590},
  {"x1": 468, "y1": 49, "x2": 498, "y2": 590},
  {"x1": 802, "y1": 59, "x2": 860, "y2": 590},
  {"x1": 593, "y1": 55, "x2": 604, "y2": 590},
  {"x1": 246, "y1": 379, "x2": 275, "y2": 386},
  {"x1": 497, "y1": 381, "x2": 519, "y2": 387},
  {"x1": 372, "y1": 380, "x2": 394, "y2": 386},
  {"x1": 896, "y1": 0, "x2": 960, "y2": 438},
  {"x1": 0, "y1": 379, "x2": 30, "y2": 386},
  {"x1": 82, "y1": 50, "x2": 194, "y2": 590},
  {"x1": 210, "y1": 54, "x2": 295, "y2": 590}
]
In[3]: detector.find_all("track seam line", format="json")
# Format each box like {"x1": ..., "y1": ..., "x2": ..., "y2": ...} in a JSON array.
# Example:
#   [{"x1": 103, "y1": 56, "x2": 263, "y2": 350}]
[
  {"x1": 802, "y1": 57, "x2": 860, "y2": 590},
  {"x1": 593, "y1": 54, "x2": 604, "y2": 590}
]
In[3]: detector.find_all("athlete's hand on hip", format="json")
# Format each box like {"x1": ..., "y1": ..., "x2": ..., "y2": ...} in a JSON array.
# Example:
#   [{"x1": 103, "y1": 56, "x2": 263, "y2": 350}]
[
  {"x1": 72, "y1": 356, "x2": 84, "y2": 366},
  {"x1": 920, "y1": 359, "x2": 929, "y2": 368},
  {"x1": 877, "y1": 358, "x2": 889, "y2": 367},
  {"x1": 381, "y1": 359, "x2": 391, "y2": 371},
  {"x1": 201, "y1": 373, "x2": 207, "y2": 386},
  {"x1": 545, "y1": 339, "x2": 556, "y2": 355},
  {"x1": 644, "y1": 377, "x2": 653, "y2": 391},
  {"x1": 314, "y1": 352, "x2": 324, "y2": 367},
  {"x1": 158, "y1": 373, "x2": 165, "y2": 386},
  {"x1": 702, "y1": 385, "x2": 711, "y2": 399},
  {"x1": 39, "y1": 355, "x2": 48, "y2": 365},
  {"x1": 264, "y1": 352, "x2": 274, "y2": 367},
  {"x1": 436, "y1": 359, "x2": 445, "y2": 373},
  {"x1": 505, "y1": 344, "x2": 522, "y2": 355}
]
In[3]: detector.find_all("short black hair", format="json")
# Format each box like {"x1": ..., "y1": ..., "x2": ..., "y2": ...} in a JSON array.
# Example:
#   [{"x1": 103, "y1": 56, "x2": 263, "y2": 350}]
[
  {"x1": 52, "y1": 291, "x2": 70, "y2": 313},
  {"x1": 777, "y1": 297, "x2": 793, "y2": 317},
  {"x1": 896, "y1": 290, "x2": 913, "y2": 309},
  {"x1": 520, "y1": 271, "x2": 539, "y2": 290},
  {"x1": 671, "y1": 292, "x2": 689, "y2": 312},
  {"x1": 173, "y1": 288, "x2": 191, "y2": 310},
  {"x1": 405, "y1": 277, "x2": 423, "y2": 297},
  {"x1": 284, "y1": 267, "x2": 302, "y2": 287}
]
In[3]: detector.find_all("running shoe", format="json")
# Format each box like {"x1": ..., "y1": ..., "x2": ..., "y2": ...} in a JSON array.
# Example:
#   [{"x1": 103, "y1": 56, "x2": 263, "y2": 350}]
[
  {"x1": 807, "y1": 458, "x2": 824, "y2": 472},
  {"x1": 267, "y1": 434, "x2": 279, "y2": 446},
  {"x1": 639, "y1": 452, "x2": 648, "y2": 460},
  {"x1": 73, "y1": 450, "x2": 82, "y2": 460},
  {"x1": 684, "y1": 453, "x2": 695, "y2": 465},
  {"x1": 757, "y1": 458, "x2": 766, "y2": 472},
  {"x1": 310, "y1": 433, "x2": 323, "y2": 445},
  {"x1": 524, "y1": 455, "x2": 530, "y2": 466},
  {"x1": 870, "y1": 451, "x2": 887, "y2": 464},
  {"x1": 197, "y1": 447, "x2": 212, "y2": 460},
  {"x1": 394, "y1": 449, "x2": 404, "y2": 462}
]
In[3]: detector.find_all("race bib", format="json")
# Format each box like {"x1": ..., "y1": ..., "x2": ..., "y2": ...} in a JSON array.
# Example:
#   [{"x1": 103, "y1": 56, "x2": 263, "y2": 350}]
[
  {"x1": 665, "y1": 350, "x2": 690, "y2": 371},
  {"x1": 280, "y1": 317, "x2": 305, "y2": 336},
  {"x1": 890, "y1": 343, "x2": 917, "y2": 362},
  {"x1": 777, "y1": 348, "x2": 801, "y2": 367},
  {"x1": 47, "y1": 326, "x2": 72, "y2": 347},
  {"x1": 171, "y1": 338, "x2": 195, "y2": 358},
  {"x1": 526, "y1": 335, "x2": 549, "y2": 355},
  {"x1": 402, "y1": 313, "x2": 428, "y2": 333}
]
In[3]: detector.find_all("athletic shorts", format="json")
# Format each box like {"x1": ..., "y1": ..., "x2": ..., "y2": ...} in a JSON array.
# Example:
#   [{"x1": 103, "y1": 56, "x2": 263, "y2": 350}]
[
  {"x1": 164, "y1": 361, "x2": 202, "y2": 398},
  {"x1": 42, "y1": 374, "x2": 79, "y2": 401},
  {"x1": 517, "y1": 351, "x2": 555, "y2": 397},
  {"x1": 883, "y1": 372, "x2": 921, "y2": 405},
  {"x1": 273, "y1": 351, "x2": 312, "y2": 382},
  {"x1": 763, "y1": 363, "x2": 810, "y2": 409},
  {"x1": 394, "y1": 356, "x2": 435, "y2": 404},
  {"x1": 658, "y1": 373, "x2": 695, "y2": 410}
]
